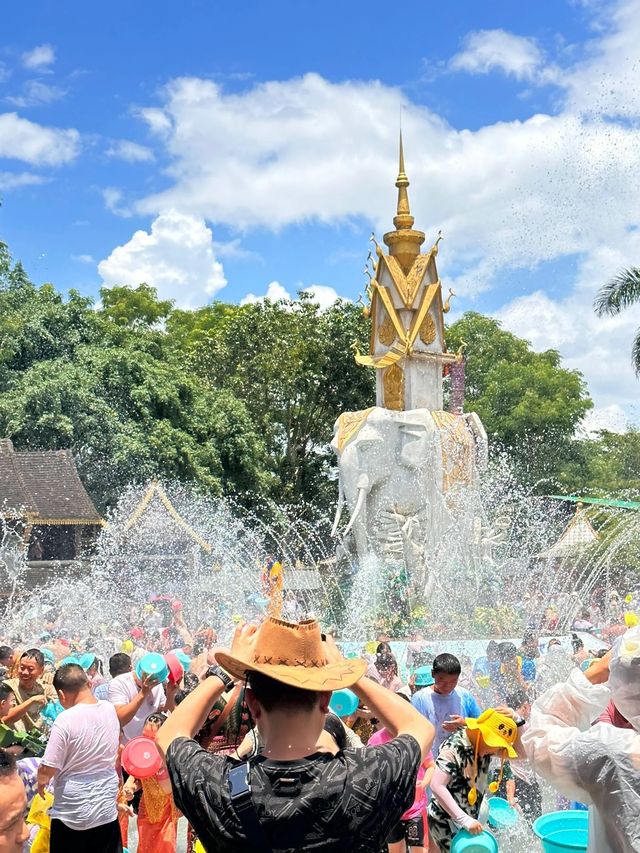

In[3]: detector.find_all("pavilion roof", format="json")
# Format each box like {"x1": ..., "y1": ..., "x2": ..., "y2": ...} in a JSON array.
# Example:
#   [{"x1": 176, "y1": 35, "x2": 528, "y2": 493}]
[
  {"x1": 122, "y1": 480, "x2": 212, "y2": 553},
  {"x1": 0, "y1": 438, "x2": 102, "y2": 525},
  {"x1": 538, "y1": 502, "x2": 600, "y2": 558}
]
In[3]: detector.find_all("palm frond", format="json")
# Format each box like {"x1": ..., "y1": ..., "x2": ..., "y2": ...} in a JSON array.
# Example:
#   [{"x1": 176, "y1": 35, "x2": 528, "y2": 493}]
[
  {"x1": 594, "y1": 267, "x2": 640, "y2": 317},
  {"x1": 633, "y1": 326, "x2": 640, "y2": 377}
]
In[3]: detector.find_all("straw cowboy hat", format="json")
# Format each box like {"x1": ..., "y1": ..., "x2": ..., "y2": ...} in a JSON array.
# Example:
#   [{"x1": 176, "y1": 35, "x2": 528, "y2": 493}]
[{"x1": 215, "y1": 617, "x2": 366, "y2": 691}]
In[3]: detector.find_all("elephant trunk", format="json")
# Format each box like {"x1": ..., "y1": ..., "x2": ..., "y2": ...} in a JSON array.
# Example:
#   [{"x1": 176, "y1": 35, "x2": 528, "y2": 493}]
[{"x1": 343, "y1": 474, "x2": 370, "y2": 538}]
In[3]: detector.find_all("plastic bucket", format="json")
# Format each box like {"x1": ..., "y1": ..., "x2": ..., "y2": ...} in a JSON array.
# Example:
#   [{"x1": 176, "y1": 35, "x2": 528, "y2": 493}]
[
  {"x1": 135, "y1": 652, "x2": 169, "y2": 684},
  {"x1": 171, "y1": 649, "x2": 191, "y2": 672},
  {"x1": 40, "y1": 701, "x2": 64, "y2": 722},
  {"x1": 533, "y1": 810, "x2": 589, "y2": 852},
  {"x1": 413, "y1": 665, "x2": 435, "y2": 687},
  {"x1": 488, "y1": 796, "x2": 519, "y2": 829},
  {"x1": 58, "y1": 655, "x2": 81, "y2": 667},
  {"x1": 77, "y1": 652, "x2": 97, "y2": 671},
  {"x1": 329, "y1": 688, "x2": 359, "y2": 717},
  {"x1": 121, "y1": 736, "x2": 162, "y2": 779},
  {"x1": 451, "y1": 828, "x2": 499, "y2": 852},
  {"x1": 164, "y1": 652, "x2": 184, "y2": 685}
]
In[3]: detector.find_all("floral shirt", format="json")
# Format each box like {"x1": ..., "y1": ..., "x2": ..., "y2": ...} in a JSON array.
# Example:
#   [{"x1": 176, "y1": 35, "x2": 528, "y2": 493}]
[{"x1": 427, "y1": 729, "x2": 491, "y2": 829}]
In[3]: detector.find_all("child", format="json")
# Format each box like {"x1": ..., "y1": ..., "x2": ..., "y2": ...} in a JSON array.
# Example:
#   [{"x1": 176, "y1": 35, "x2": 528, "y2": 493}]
[
  {"x1": 369, "y1": 693, "x2": 434, "y2": 853},
  {"x1": 427, "y1": 708, "x2": 521, "y2": 853},
  {"x1": 122, "y1": 712, "x2": 180, "y2": 853},
  {"x1": 0, "y1": 683, "x2": 16, "y2": 723}
]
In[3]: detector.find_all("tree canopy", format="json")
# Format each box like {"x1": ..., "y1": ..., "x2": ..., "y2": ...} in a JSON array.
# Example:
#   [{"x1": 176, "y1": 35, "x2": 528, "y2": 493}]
[
  {"x1": 0, "y1": 241, "x2": 635, "y2": 516},
  {"x1": 446, "y1": 312, "x2": 593, "y2": 488}
]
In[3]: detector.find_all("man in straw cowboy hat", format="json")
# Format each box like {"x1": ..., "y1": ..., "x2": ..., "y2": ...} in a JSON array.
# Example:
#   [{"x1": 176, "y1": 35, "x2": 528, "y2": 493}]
[{"x1": 156, "y1": 616, "x2": 434, "y2": 852}]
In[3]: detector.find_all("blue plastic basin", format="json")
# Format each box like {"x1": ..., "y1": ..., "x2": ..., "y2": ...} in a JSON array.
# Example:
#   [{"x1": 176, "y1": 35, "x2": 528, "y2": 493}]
[
  {"x1": 533, "y1": 810, "x2": 589, "y2": 852},
  {"x1": 451, "y1": 829, "x2": 499, "y2": 853},
  {"x1": 329, "y1": 688, "x2": 358, "y2": 717},
  {"x1": 135, "y1": 652, "x2": 169, "y2": 684},
  {"x1": 487, "y1": 796, "x2": 519, "y2": 829}
]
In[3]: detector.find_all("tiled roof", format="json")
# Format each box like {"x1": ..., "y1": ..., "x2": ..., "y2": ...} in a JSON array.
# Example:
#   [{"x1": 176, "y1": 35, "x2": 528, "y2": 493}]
[{"x1": 0, "y1": 438, "x2": 101, "y2": 524}]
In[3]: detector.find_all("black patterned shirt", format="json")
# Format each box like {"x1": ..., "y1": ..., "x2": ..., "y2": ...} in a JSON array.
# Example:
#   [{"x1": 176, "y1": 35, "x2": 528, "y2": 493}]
[{"x1": 166, "y1": 733, "x2": 421, "y2": 852}]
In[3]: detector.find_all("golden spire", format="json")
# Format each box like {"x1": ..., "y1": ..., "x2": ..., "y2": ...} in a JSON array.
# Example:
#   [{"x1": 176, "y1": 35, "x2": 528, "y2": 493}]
[
  {"x1": 393, "y1": 131, "x2": 414, "y2": 231},
  {"x1": 383, "y1": 132, "x2": 425, "y2": 273}
]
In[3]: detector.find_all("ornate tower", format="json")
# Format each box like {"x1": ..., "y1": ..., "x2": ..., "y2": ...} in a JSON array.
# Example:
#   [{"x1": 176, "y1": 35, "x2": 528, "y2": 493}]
[{"x1": 356, "y1": 134, "x2": 455, "y2": 411}]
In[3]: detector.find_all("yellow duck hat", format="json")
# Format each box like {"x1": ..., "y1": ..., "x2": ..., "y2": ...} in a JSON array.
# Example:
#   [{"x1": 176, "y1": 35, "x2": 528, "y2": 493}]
[
  {"x1": 465, "y1": 709, "x2": 518, "y2": 805},
  {"x1": 466, "y1": 708, "x2": 518, "y2": 758}
]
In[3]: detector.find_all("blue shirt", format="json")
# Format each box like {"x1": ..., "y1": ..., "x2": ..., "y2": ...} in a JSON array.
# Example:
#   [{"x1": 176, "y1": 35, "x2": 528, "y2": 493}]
[
  {"x1": 411, "y1": 686, "x2": 481, "y2": 755},
  {"x1": 93, "y1": 682, "x2": 109, "y2": 701}
]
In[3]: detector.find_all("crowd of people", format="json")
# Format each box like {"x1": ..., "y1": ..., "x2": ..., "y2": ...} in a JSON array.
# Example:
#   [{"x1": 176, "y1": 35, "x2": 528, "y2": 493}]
[{"x1": 0, "y1": 592, "x2": 639, "y2": 852}]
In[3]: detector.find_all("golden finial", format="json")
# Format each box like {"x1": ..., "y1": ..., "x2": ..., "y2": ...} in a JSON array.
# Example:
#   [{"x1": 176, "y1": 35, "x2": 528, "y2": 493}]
[
  {"x1": 393, "y1": 130, "x2": 414, "y2": 231},
  {"x1": 383, "y1": 132, "x2": 425, "y2": 272},
  {"x1": 443, "y1": 288, "x2": 455, "y2": 313}
]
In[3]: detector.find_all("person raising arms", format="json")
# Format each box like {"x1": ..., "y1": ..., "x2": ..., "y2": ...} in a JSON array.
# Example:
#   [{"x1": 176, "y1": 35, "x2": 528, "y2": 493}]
[{"x1": 157, "y1": 617, "x2": 434, "y2": 853}]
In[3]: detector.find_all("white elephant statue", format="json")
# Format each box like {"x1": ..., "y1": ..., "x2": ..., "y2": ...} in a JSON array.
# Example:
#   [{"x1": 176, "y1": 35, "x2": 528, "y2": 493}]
[{"x1": 331, "y1": 407, "x2": 487, "y2": 592}]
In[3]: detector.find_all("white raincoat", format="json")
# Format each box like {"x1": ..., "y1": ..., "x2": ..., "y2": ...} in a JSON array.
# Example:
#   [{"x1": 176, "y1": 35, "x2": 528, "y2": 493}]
[{"x1": 523, "y1": 628, "x2": 640, "y2": 853}]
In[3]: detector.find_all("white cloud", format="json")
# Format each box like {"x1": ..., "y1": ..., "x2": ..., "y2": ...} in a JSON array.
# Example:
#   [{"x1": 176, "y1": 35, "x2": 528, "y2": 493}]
[
  {"x1": 7, "y1": 80, "x2": 67, "y2": 108},
  {"x1": 0, "y1": 112, "x2": 79, "y2": 166},
  {"x1": 0, "y1": 171, "x2": 46, "y2": 190},
  {"x1": 497, "y1": 238, "x2": 640, "y2": 417},
  {"x1": 240, "y1": 280, "x2": 345, "y2": 309},
  {"x1": 449, "y1": 29, "x2": 544, "y2": 80},
  {"x1": 21, "y1": 44, "x2": 55, "y2": 71},
  {"x1": 241, "y1": 280, "x2": 291, "y2": 305},
  {"x1": 105, "y1": 140, "x2": 155, "y2": 163},
  {"x1": 212, "y1": 238, "x2": 261, "y2": 262},
  {"x1": 579, "y1": 405, "x2": 629, "y2": 437},
  {"x1": 562, "y1": 0, "x2": 640, "y2": 119},
  {"x1": 71, "y1": 254, "x2": 95, "y2": 264},
  {"x1": 118, "y1": 0, "x2": 640, "y2": 413},
  {"x1": 101, "y1": 187, "x2": 131, "y2": 217},
  {"x1": 304, "y1": 285, "x2": 346, "y2": 310},
  {"x1": 97, "y1": 210, "x2": 227, "y2": 307}
]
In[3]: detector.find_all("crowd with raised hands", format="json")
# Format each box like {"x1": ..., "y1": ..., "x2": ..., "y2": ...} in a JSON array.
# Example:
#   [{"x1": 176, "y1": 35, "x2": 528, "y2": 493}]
[{"x1": 0, "y1": 596, "x2": 638, "y2": 853}]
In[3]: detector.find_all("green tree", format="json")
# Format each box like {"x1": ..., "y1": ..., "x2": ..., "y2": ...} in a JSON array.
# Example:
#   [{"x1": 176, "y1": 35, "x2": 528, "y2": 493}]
[
  {"x1": 100, "y1": 283, "x2": 174, "y2": 328},
  {"x1": 169, "y1": 293, "x2": 374, "y2": 511},
  {"x1": 0, "y1": 245, "x2": 271, "y2": 511},
  {"x1": 446, "y1": 312, "x2": 593, "y2": 487},
  {"x1": 558, "y1": 429, "x2": 640, "y2": 496},
  {"x1": 594, "y1": 268, "x2": 640, "y2": 374},
  {"x1": 0, "y1": 344, "x2": 270, "y2": 512}
]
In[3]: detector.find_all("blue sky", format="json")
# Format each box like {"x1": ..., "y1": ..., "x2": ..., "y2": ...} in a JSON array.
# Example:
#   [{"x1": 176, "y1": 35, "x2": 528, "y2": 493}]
[{"x1": 1, "y1": 0, "x2": 639, "y2": 426}]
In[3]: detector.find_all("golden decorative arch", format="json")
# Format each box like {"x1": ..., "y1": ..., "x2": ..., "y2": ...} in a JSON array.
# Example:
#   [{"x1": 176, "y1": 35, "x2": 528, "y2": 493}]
[
  {"x1": 378, "y1": 311, "x2": 397, "y2": 346},
  {"x1": 383, "y1": 363, "x2": 404, "y2": 410},
  {"x1": 419, "y1": 312, "x2": 436, "y2": 345}
]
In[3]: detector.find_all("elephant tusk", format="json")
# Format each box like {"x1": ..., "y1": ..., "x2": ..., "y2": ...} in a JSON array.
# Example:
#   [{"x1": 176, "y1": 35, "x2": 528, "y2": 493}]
[
  {"x1": 343, "y1": 486, "x2": 367, "y2": 538},
  {"x1": 331, "y1": 482, "x2": 345, "y2": 537}
]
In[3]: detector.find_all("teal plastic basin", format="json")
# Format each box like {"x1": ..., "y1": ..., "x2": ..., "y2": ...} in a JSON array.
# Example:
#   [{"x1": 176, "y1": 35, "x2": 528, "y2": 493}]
[
  {"x1": 451, "y1": 828, "x2": 499, "y2": 853},
  {"x1": 533, "y1": 811, "x2": 589, "y2": 852}
]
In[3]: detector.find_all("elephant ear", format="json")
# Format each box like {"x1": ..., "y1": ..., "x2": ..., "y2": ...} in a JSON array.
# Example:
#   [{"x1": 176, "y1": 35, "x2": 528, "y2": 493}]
[{"x1": 333, "y1": 408, "x2": 376, "y2": 454}]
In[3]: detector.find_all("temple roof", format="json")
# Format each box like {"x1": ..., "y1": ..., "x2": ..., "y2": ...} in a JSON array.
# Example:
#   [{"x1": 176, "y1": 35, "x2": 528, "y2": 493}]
[
  {"x1": 538, "y1": 502, "x2": 600, "y2": 558},
  {"x1": 122, "y1": 480, "x2": 212, "y2": 553},
  {"x1": 0, "y1": 438, "x2": 102, "y2": 525}
]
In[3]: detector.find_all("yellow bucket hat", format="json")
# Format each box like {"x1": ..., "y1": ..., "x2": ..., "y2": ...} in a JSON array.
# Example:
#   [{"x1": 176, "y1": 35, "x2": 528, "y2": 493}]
[
  {"x1": 466, "y1": 709, "x2": 518, "y2": 758},
  {"x1": 465, "y1": 709, "x2": 518, "y2": 806}
]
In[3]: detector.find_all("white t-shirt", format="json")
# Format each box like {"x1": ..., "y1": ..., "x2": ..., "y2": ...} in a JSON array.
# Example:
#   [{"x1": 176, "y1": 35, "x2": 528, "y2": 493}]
[
  {"x1": 107, "y1": 671, "x2": 165, "y2": 742},
  {"x1": 41, "y1": 700, "x2": 120, "y2": 830}
]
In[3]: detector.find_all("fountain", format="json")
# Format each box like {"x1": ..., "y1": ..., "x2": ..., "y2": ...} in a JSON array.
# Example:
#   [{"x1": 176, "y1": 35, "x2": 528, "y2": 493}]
[{"x1": 331, "y1": 135, "x2": 489, "y2": 637}]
